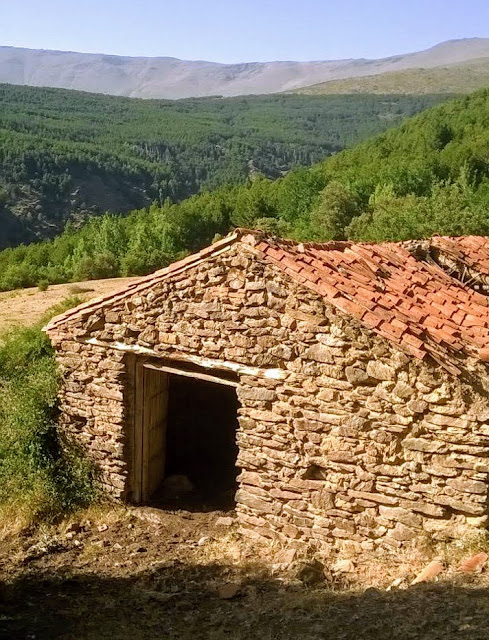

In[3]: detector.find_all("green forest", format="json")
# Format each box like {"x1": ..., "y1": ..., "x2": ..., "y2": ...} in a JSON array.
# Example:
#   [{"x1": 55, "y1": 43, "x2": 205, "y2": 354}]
[
  {"x1": 0, "y1": 83, "x2": 446, "y2": 247},
  {"x1": 2, "y1": 87, "x2": 489, "y2": 291}
]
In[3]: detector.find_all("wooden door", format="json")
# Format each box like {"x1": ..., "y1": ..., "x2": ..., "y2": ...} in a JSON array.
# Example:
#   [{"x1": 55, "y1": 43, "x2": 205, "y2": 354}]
[{"x1": 135, "y1": 363, "x2": 169, "y2": 502}]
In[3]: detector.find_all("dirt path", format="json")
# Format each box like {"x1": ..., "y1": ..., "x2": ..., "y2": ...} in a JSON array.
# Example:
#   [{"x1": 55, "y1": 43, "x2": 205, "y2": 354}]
[
  {"x1": 0, "y1": 277, "x2": 140, "y2": 329},
  {"x1": 1, "y1": 507, "x2": 489, "y2": 640}
]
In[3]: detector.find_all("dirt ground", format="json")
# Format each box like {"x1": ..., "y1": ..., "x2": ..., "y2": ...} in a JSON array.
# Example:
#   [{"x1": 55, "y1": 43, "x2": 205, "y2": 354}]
[
  {"x1": 0, "y1": 278, "x2": 140, "y2": 328},
  {"x1": 1, "y1": 506, "x2": 489, "y2": 640}
]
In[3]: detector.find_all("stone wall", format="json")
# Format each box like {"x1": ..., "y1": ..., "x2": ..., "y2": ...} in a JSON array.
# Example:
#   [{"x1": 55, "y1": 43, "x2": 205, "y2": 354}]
[
  {"x1": 48, "y1": 242, "x2": 489, "y2": 551},
  {"x1": 48, "y1": 337, "x2": 132, "y2": 497}
]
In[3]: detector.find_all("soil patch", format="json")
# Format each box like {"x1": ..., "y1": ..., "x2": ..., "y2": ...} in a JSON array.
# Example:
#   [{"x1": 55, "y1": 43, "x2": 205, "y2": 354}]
[{"x1": 1, "y1": 506, "x2": 489, "y2": 639}]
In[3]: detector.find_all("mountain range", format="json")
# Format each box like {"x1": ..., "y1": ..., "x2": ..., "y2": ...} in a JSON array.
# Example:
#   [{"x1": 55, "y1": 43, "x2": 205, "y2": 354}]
[{"x1": 1, "y1": 38, "x2": 489, "y2": 99}]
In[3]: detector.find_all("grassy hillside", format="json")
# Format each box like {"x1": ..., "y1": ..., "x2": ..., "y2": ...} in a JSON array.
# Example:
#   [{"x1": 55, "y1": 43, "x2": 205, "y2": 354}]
[
  {"x1": 2, "y1": 88, "x2": 489, "y2": 290},
  {"x1": 296, "y1": 58, "x2": 489, "y2": 95},
  {"x1": 0, "y1": 84, "x2": 445, "y2": 248},
  {"x1": 0, "y1": 277, "x2": 139, "y2": 329},
  {"x1": 0, "y1": 298, "x2": 97, "y2": 521}
]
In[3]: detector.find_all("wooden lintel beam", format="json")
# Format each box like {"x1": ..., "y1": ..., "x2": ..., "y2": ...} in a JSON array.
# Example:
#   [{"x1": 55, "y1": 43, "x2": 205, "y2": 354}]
[
  {"x1": 83, "y1": 337, "x2": 287, "y2": 380},
  {"x1": 143, "y1": 362, "x2": 238, "y2": 387}
]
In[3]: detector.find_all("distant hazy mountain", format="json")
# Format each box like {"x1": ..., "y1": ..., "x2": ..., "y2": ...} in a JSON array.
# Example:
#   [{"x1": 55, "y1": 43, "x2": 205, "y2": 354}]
[{"x1": 1, "y1": 38, "x2": 489, "y2": 99}]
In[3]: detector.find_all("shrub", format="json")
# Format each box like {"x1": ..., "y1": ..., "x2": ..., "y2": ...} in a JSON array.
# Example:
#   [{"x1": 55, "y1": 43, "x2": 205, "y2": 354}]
[
  {"x1": 37, "y1": 279, "x2": 49, "y2": 292},
  {"x1": 0, "y1": 300, "x2": 98, "y2": 521}
]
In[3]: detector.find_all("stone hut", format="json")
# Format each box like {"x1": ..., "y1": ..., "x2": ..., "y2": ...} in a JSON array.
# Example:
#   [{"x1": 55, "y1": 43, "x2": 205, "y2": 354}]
[{"x1": 44, "y1": 230, "x2": 489, "y2": 551}]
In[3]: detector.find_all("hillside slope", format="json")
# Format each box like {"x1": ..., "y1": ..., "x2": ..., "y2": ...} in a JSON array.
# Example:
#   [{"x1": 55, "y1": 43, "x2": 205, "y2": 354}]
[
  {"x1": 2, "y1": 88, "x2": 489, "y2": 290},
  {"x1": 0, "y1": 83, "x2": 445, "y2": 248},
  {"x1": 297, "y1": 58, "x2": 489, "y2": 95},
  {"x1": 1, "y1": 38, "x2": 489, "y2": 98}
]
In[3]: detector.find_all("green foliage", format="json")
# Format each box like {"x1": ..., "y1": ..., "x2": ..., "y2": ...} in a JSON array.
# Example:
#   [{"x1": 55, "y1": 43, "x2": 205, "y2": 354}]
[
  {"x1": 230, "y1": 177, "x2": 279, "y2": 227},
  {"x1": 0, "y1": 83, "x2": 447, "y2": 248},
  {"x1": 347, "y1": 178, "x2": 489, "y2": 241},
  {"x1": 0, "y1": 303, "x2": 97, "y2": 520},
  {"x1": 309, "y1": 181, "x2": 359, "y2": 240},
  {"x1": 37, "y1": 279, "x2": 49, "y2": 292},
  {"x1": 3, "y1": 88, "x2": 489, "y2": 289}
]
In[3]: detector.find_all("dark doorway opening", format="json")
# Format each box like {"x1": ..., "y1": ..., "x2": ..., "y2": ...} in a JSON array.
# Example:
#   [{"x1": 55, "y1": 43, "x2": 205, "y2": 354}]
[
  {"x1": 136, "y1": 361, "x2": 240, "y2": 511},
  {"x1": 162, "y1": 375, "x2": 239, "y2": 509}
]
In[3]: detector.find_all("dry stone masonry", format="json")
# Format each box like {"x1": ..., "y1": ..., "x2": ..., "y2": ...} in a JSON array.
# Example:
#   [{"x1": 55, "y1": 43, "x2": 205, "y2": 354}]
[{"x1": 45, "y1": 230, "x2": 489, "y2": 553}]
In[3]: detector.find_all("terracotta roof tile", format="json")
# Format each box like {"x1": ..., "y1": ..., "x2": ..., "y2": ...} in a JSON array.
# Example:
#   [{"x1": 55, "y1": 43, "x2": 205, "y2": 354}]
[{"x1": 246, "y1": 232, "x2": 489, "y2": 372}]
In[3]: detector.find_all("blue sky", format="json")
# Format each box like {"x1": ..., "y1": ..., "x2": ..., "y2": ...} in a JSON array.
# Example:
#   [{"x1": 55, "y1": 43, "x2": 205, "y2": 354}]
[{"x1": 2, "y1": 0, "x2": 489, "y2": 62}]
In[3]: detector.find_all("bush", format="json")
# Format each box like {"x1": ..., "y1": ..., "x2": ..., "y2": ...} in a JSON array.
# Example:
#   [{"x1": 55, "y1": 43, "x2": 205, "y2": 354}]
[
  {"x1": 0, "y1": 262, "x2": 39, "y2": 291},
  {"x1": 0, "y1": 301, "x2": 98, "y2": 521},
  {"x1": 37, "y1": 279, "x2": 49, "y2": 292},
  {"x1": 72, "y1": 251, "x2": 120, "y2": 281},
  {"x1": 309, "y1": 181, "x2": 359, "y2": 240}
]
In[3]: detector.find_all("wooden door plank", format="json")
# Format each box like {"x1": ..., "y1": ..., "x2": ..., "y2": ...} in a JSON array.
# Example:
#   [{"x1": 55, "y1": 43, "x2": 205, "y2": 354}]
[
  {"x1": 142, "y1": 367, "x2": 169, "y2": 500},
  {"x1": 133, "y1": 359, "x2": 144, "y2": 503}
]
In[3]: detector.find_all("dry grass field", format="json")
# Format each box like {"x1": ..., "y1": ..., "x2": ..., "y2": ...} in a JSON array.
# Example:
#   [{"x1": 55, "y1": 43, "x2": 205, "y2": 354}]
[{"x1": 0, "y1": 278, "x2": 140, "y2": 330}]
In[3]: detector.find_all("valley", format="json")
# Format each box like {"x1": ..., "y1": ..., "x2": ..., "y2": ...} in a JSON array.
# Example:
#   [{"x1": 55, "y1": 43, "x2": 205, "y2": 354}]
[
  {"x1": 0, "y1": 84, "x2": 444, "y2": 248},
  {"x1": 1, "y1": 87, "x2": 489, "y2": 291}
]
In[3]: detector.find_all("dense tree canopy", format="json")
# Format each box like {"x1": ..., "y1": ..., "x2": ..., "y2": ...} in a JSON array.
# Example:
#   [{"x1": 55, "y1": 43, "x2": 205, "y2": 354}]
[
  {"x1": 0, "y1": 83, "x2": 446, "y2": 247},
  {"x1": 2, "y1": 88, "x2": 489, "y2": 291}
]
